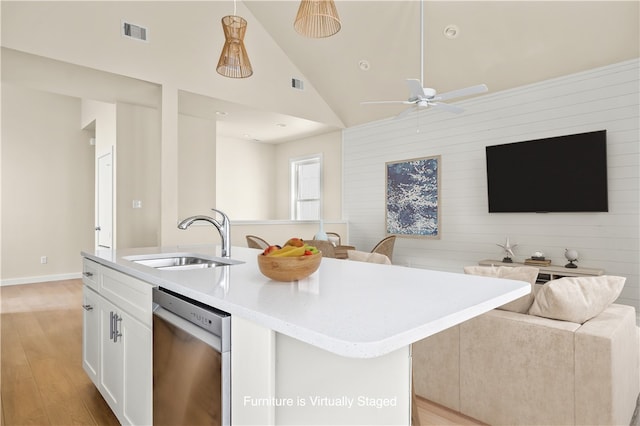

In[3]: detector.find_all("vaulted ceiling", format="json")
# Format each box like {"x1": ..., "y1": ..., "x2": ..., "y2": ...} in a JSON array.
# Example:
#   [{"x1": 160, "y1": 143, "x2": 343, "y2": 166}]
[{"x1": 2, "y1": 1, "x2": 638, "y2": 143}]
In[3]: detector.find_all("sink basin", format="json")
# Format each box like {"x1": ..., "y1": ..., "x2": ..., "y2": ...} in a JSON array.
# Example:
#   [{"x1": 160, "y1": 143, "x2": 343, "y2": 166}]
[{"x1": 124, "y1": 253, "x2": 243, "y2": 271}]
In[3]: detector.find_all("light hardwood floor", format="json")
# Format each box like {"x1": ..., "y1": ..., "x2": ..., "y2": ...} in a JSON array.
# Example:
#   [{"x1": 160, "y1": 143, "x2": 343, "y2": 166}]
[
  {"x1": 1, "y1": 279, "x2": 481, "y2": 426},
  {"x1": 1, "y1": 280, "x2": 118, "y2": 425}
]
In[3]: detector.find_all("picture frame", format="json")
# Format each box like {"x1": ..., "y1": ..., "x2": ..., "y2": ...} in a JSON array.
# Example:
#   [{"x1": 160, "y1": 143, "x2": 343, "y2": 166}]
[{"x1": 385, "y1": 155, "x2": 441, "y2": 239}]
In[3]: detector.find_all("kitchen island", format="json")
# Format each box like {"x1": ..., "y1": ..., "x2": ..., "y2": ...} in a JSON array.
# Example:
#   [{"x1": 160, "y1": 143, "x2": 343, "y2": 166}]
[{"x1": 82, "y1": 245, "x2": 529, "y2": 425}]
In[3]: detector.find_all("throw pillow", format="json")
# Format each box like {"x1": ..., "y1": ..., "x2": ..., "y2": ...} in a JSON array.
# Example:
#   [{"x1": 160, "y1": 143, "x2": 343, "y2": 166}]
[
  {"x1": 347, "y1": 250, "x2": 391, "y2": 264},
  {"x1": 528, "y1": 275, "x2": 625, "y2": 324},
  {"x1": 464, "y1": 265, "x2": 538, "y2": 313}
]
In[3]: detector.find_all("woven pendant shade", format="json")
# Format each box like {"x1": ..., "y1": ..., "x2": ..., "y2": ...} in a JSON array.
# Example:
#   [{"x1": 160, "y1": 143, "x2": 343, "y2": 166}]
[
  {"x1": 216, "y1": 15, "x2": 253, "y2": 78},
  {"x1": 294, "y1": 0, "x2": 341, "y2": 38}
]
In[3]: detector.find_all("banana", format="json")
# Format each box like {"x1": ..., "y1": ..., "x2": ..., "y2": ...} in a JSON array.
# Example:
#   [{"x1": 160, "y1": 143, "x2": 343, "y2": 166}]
[{"x1": 268, "y1": 245, "x2": 307, "y2": 257}]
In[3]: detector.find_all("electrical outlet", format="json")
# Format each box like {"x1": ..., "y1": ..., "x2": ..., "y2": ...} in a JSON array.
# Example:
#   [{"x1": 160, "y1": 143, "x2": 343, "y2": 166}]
[
  {"x1": 40, "y1": 256, "x2": 48, "y2": 264},
  {"x1": 133, "y1": 200, "x2": 142, "y2": 209}
]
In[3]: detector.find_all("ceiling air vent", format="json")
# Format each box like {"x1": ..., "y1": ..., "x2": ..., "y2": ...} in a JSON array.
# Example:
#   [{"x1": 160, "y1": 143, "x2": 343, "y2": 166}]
[
  {"x1": 122, "y1": 21, "x2": 148, "y2": 42},
  {"x1": 291, "y1": 78, "x2": 304, "y2": 90}
]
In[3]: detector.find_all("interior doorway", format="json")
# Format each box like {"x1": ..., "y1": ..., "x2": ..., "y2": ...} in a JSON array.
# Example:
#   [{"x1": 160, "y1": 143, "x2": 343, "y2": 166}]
[{"x1": 96, "y1": 150, "x2": 113, "y2": 248}]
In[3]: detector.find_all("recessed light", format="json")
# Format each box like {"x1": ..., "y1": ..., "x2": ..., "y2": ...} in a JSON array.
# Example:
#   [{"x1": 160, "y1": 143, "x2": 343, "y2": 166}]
[
  {"x1": 215, "y1": 111, "x2": 228, "y2": 116},
  {"x1": 358, "y1": 59, "x2": 370, "y2": 71},
  {"x1": 443, "y1": 25, "x2": 459, "y2": 39},
  {"x1": 276, "y1": 123, "x2": 287, "y2": 128}
]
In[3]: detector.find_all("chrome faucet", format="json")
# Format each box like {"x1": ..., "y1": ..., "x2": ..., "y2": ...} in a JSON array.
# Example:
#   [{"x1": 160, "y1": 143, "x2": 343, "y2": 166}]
[{"x1": 178, "y1": 208, "x2": 231, "y2": 258}]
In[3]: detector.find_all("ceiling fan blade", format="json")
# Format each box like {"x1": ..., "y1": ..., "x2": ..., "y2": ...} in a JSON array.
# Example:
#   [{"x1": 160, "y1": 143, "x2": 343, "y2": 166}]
[
  {"x1": 395, "y1": 105, "x2": 419, "y2": 120},
  {"x1": 435, "y1": 84, "x2": 488, "y2": 101},
  {"x1": 405, "y1": 79, "x2": 426, "y2": 99},
  {"x1": 361, "y1": 100, "x2": 412, "y2": 105},
  {"x1": 431, "y1": 102, "x2": 464, "y2": 114}
]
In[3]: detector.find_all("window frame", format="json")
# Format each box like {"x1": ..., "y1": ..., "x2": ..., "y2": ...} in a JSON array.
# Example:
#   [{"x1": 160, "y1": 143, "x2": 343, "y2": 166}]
[{"x1": 290, "y1": 154, "x2": 323, "y2": 220}]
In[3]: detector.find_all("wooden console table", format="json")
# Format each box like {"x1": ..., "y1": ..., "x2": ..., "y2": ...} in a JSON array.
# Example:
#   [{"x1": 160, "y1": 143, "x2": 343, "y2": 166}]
[{"x1": 478, "y1": 259, "x2": 604, "y2": 284}]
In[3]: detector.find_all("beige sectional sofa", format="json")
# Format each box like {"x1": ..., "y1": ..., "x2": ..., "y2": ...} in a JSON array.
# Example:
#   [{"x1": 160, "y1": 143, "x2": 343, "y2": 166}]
[{"x1": 413, "y1": 267, "x2": 640, "y2": 426}]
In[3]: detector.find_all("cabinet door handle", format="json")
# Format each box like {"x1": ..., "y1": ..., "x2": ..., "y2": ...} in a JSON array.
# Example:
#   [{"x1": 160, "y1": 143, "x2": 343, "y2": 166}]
[
  {"x1": 82, "y1": 304, "x2": 93, "y2": 311},
  {"x1": 109, "y1": 311, "x2": 115, "y2": 341},
  {"x1": 113, "y1": 314, "x2": 122, "y2": 343},
  {"x1": 83, "y1": 272, "x2": 94, "y2": 278}
]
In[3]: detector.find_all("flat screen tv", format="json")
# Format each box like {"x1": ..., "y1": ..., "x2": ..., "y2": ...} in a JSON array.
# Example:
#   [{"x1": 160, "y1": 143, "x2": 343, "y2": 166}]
[{"x1": 486, "y1": 130, "x2": 608, "y2": 213}]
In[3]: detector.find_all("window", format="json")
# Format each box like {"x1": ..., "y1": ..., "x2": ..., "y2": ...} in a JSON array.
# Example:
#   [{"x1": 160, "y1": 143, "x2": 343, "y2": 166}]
[{"x1": 291, "y1": 155, "x2": 322, "y2": 220}]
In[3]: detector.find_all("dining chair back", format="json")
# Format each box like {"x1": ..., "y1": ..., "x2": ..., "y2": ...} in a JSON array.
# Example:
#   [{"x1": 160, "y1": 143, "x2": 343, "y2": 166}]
[
  {"x1": 246, "y1": 235, "x2": 270, "y2": 250},
  {"x1": 326, "y1": 232, "x2": 342, "y2": 246},
  {"x1": 306, "y1": 239, "x2": 336, "y2": 258},
  {"x1": 370, "y1": 236, "x2": 396, "y2": 263}
]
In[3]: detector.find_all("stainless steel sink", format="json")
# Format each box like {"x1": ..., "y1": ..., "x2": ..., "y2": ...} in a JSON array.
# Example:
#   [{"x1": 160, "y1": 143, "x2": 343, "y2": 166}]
[{"x1": 125, "y1": 253, "x2": 243, "y2": 271}]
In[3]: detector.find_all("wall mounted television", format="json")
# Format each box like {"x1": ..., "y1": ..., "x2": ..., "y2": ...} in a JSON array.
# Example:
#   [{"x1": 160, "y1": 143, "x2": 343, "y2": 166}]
[{"x1": 485, "y1": 130, "x2": 608, "y2": 213}]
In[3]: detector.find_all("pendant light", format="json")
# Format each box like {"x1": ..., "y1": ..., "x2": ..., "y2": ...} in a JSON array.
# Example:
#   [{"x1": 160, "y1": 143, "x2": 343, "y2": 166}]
[
  {"x1": 216, "y1": 0, "x2": 253, "y2": 78},
  {"x1": 294, "y1": 0, "x2": 341, "y2": 38}
]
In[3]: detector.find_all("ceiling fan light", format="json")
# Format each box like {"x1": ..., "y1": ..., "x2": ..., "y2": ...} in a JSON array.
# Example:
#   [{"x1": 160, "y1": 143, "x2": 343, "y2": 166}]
[
  {"x1": 294, "y1": 0, "x2": 341, "y2": 38},
  {"x1": 217, "y1": 15, "x2": 253, "y2": 78}
]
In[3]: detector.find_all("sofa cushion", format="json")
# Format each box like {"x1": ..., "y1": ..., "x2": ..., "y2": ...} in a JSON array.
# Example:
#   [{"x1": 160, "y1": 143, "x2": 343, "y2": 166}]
[
  {"x1": 347, "y1": 250, "x2": 391, "y2": 264},
  {"x1": 464, "y1": 265, "x2": 538, "y2": 313},
  {"x1": 528, "y1": 275, "x2": 625, "y2": 324}
]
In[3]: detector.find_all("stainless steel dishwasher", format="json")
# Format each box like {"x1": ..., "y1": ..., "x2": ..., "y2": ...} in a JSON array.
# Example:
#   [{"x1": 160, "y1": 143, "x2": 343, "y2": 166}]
[{"x1": 153, "y1": 287, "x2": 231, "y2": 425}]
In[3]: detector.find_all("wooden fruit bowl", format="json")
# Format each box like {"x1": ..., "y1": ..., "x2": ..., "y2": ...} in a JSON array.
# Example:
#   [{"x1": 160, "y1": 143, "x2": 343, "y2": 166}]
[{"x1": 257, "y1": 252, "x2": 322, "y2": 282}]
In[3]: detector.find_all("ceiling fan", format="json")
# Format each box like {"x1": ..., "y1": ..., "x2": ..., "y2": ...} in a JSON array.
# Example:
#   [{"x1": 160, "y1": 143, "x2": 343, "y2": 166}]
[{"x1": 362, "y1": 0, "x2": 488, "y2": 118}]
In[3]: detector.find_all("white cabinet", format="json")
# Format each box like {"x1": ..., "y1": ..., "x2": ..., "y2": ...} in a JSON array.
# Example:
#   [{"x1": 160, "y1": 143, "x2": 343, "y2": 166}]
[
  {"x1": 99, "y1": 296, "x2": 124, "y2": 414},
  {"x1": 82, "y1": 258, "x2": 152, "y2": 426},
  {"x1": 121, "y1": 307, "x2": 152, "y2": 425},
  {"x1": 82, "y1": 286, "x2": 100, "y2": 384}
]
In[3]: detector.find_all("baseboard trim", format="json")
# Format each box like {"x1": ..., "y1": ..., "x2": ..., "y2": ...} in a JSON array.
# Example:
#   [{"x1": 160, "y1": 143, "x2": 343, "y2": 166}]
[{"x1": 1, "y1": 272, "x2": 82, "y2": 286}]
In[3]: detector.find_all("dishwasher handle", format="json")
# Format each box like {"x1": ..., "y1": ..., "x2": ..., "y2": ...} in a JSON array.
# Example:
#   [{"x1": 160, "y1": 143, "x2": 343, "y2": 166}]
[{"x1": 153, "y1": 306, "x2": 225, "y2": 353}]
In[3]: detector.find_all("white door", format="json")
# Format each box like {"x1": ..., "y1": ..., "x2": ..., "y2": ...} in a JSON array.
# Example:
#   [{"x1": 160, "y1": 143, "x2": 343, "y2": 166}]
[{"x1": 97, "y1": 151, "x2": 113, "y2": 248}]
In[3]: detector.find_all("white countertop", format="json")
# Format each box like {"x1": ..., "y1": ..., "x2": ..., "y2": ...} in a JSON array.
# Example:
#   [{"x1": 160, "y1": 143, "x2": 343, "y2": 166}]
[{"x1": 82, "y1": 245, "x2": 529, "y2": 359}]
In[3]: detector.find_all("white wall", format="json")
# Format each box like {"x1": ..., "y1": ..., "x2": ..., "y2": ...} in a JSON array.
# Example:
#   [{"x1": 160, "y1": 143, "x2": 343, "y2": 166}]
[
  {"x1": 215, "y1": 130, "x2": 343, "y2": 222},
  {"x1": 178, "y1": 113, "x2": 216, "y2": 219},
  {"x1": 117, "y1": 103, "x2": 161, "y2": 249},
  {"x1": 1, "y1": 84, "x2": 94, "y2": 283},
  {"x1": 217, "y1": 137, "x2": 276, "y2": 220},
  {"x1": 343, "y1": 59, "x2": 640, "y2": 311},
  {"x1": 275, "y1": 131, "x2": 343, "y2": 220}
]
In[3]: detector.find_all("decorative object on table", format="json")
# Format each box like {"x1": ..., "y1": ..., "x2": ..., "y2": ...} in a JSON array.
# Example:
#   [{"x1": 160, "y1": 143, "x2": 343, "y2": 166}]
[
  {"x1": 531, "y1": 251, "x2": 545, "y2": 260},
  {"x1": 525, "y1": 251, "x2": 552, "y2": 266},
  {"x1": 525, "y1": 258, "x2": 552, "y2": 266},
  {"x1": 496, "y1": 237, "x2": 518, "y2": 263},
  {"x1": 314, "y1": 219, "x2": 329, "y2": 240},
  {"x1": 293, "y1": 0, "x2": 341, "y2": 38},
  {"x1": 564, "y1": 248, "x2": 579, "y2": 268},
  {"x1": 385, "y1": 155, "x2": 441, "y2": 239},
  {"x1": 216, "y1": 0, "x2": 253, "y2": 78}
]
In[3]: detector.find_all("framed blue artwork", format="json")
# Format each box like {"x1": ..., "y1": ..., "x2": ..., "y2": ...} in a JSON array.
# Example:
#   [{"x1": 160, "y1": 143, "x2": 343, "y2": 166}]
[{"x1": 385, "y1": 155, "x2": 441, "y2": 239}]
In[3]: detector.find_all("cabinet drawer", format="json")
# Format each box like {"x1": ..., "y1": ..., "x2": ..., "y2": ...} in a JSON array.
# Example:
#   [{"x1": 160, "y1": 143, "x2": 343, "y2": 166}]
[
  {"x1": 82, "y1": 259, "x2": 101, "y2": 291},
  {"x1": 100, "y1": 266, "x2": 152, "y2": 326}
]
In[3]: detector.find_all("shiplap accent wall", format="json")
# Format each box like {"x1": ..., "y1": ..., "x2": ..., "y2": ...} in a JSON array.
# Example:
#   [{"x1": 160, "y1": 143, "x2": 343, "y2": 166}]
[{"x1": 343, "y1": 59, "x2": 639, "y2": 312}]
